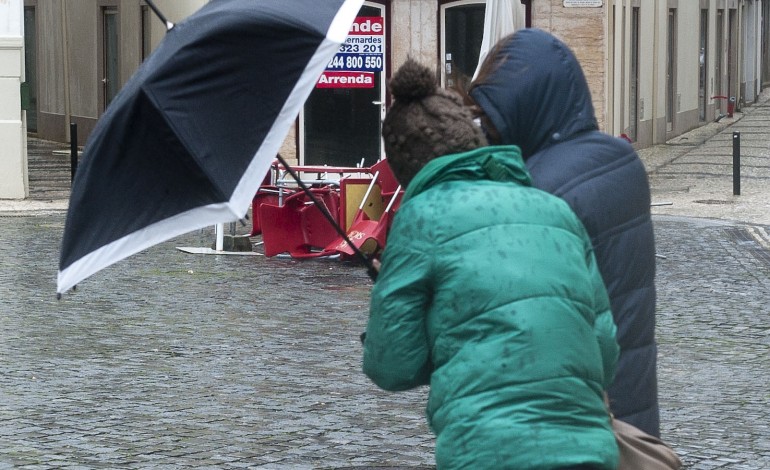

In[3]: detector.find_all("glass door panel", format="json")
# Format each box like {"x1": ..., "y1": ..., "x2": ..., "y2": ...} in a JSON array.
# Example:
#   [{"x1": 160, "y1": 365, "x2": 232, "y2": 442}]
[
  {"x1": 699, "y1": 9, "x2": 708, "y2": 122},
  {"x1": 440, "y1": 0, "x2": 485, "y2": 90},
  {"x1": 103, "y1": 8, "x2": 119, "y2": 110},
  {"x1": 301, "y1": 3, "x2": 385, "y2": 167}
]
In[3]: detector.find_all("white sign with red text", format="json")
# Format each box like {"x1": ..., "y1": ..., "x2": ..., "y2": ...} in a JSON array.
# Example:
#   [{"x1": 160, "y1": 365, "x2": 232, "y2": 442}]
[{"x1": 318, "y1": 16, "x2": 384, "y2": 89}]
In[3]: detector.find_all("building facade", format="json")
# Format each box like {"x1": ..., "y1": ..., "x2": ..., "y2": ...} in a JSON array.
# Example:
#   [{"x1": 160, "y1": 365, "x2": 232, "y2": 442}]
[
  {"x1": 605, "y1": 0, "x2": 766, "y2": 148},
  {"x1": 17, "y1": 0, "x2": 767, "y2": 172},
  {"x1": 1, "y1": 0, "x2": 26, "y2": 199},
  {"x1": 22, "y1": 0, "x2": 206, "y2": 144}
]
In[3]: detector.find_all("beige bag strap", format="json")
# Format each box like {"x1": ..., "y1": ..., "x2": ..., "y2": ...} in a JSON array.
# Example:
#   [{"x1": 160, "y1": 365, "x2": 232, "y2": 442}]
[{"x1": 612, "y1": 417, "x2": 683, "y2": 470}]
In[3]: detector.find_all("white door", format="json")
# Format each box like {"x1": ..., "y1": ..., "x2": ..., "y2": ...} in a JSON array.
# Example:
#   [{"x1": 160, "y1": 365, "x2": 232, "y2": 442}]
[{"x1": 440, "y1": 0, "x2": 486, "y2": 90}]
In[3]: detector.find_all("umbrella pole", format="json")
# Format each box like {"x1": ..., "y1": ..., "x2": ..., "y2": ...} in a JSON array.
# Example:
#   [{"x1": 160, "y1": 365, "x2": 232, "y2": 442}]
[
  {"x1": 274, "y1": 154, "x2": 378, "y2": 281},
  {"x1": 144, "y1": 0, "x2": 175, "y2": 31},
  {"x1": 215, "y1": 223, "x2": 224, "y2": 251}
]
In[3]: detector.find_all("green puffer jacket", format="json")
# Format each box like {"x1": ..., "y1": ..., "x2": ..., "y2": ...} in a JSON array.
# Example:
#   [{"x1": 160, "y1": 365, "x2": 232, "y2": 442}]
[{"x1": 363, "y1": 146, "x2": 619, "y2": 470}]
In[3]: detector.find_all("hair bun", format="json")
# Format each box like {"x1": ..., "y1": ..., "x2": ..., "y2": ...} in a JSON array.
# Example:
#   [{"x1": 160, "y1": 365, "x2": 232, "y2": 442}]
[{"x1": 389, "y1": 58, "x2": 437, "y2": 102}]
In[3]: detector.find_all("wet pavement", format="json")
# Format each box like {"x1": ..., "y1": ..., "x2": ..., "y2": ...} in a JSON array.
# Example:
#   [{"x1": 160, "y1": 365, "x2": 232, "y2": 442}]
[
  {"x1": 1, "y1": 95, "x2": 770, "y2": 467},
  {"x1": 0, "y1": 212, "x2": 768, "y2": 468},
  {"x1": 653, "y1": 217, "x2": 770, "y2": 470},
  {"x1": 642, "y1": 90, "x2": 770, "y2": 226},
  {"x1": 1, "y1": 217, "x2": 432, "y2": 469}
]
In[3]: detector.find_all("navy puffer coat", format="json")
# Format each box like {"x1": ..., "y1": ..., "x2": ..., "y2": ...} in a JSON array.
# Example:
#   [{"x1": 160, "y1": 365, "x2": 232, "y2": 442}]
[{"x1": 469, "y1": 28, "x2": 660, "y2": 436}]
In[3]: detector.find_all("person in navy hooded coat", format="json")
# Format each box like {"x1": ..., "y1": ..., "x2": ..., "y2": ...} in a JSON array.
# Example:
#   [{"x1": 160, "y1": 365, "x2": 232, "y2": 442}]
[{"x1": 468, "y1": 28, "x2": 660, "y2": 437}]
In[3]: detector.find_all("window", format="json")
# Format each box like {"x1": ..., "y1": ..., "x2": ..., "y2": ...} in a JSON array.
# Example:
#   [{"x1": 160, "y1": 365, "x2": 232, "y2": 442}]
[
  {"x1": 101, "y1": 7, "x2": 119, "y2": 110},
  {"x1": 629, "y1": 7, "x2": 640, "y2": 141},
  {"x1": 440, "y1": 1, "x2": 485, "y2": 90},
  {"x1": 23, "y1": 5, "x2": 38, "y2": 132},
  {"x1": 666, "y1": 9, "x2": 677, "y2": 132},
  {"x1": 141, "y1": 5, "x2": 152, "y2": 61},
  {"x1": 699, "y1": 9, "x2": 708, "y2": 121},
  {"x1": 715, "y1": 9, "x2": 723, "y2": 109}
]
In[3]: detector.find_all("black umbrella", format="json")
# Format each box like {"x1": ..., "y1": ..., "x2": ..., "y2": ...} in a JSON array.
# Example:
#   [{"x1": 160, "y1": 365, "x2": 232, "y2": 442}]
[{"x1": 57, "y1": 0, "x2": 365, "y2": 295}]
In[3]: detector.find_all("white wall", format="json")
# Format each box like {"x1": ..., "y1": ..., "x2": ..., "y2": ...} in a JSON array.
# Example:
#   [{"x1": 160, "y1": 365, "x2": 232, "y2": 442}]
[
  {"x1": 148, "y1": 1, "x2": 208, "y2": 50},
  {"x1": 606, "y1": 0, "x2": 753, "y2": 145},
  {"x1": 0, "y1": 0, "x2": 27, "y2": 199}
]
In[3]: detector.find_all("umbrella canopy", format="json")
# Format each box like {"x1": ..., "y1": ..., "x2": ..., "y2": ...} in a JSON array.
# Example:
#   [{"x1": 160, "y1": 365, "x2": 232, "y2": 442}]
[{"x1": 57, "y1": 0, "x2": 364, "y2": 294}]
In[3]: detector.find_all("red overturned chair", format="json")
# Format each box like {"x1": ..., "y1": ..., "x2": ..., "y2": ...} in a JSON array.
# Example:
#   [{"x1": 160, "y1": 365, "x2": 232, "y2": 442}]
[{"x1": 251, "y1": 159, "x2": 403, "y2": 260}]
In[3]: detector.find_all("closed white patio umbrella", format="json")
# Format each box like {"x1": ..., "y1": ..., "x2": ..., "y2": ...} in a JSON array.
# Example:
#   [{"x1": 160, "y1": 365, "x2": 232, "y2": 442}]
[{"x1": 473, "y1": 0, "x2": 525, "y2": 80}]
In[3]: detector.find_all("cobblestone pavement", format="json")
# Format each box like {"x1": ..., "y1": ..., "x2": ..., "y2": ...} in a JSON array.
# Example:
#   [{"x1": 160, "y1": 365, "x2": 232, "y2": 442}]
[
  {"x1": 1, "y1": 217, "x2": 432, "y2": 469},
  {"x1": 654, "y1": 216, "x2": 770, "y2": 470},
  {"x1": 1, "y1": 93, "x2": 769, "y2": 467},
  {"x1": 641, "y1": 89, "x2": 770, "y2": 226},
  {"x1": 0, "y1": 212, "x2": 768, "y2": 469},
  {"x1": 25, "y1": 138, "x2": 73, "y2": 202}
]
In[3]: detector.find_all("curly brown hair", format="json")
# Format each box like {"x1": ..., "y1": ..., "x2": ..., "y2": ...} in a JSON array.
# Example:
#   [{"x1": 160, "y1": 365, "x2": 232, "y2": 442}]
[{"x1": 455, "y1": 33, "x2": 516, "y2": 145}]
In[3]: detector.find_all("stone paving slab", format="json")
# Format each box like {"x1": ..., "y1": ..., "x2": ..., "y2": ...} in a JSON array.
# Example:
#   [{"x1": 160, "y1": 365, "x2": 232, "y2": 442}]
[{"x1": 0, "y1": 213, "x2": 768, "y2": 468}]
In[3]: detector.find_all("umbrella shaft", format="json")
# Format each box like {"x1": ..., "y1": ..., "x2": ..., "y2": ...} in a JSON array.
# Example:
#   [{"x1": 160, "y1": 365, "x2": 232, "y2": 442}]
[
  {"x1": 274, "y1": 154, "x2": 377, "y2": 281},
  {"x1": 145, "y1": 0, "x2": 174, "y2": 30}
]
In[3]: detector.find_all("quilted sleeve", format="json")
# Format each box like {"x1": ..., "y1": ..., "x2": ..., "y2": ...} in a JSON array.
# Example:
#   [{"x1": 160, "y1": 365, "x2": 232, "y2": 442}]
[
  {"x1": 585, "y1": 236, "x2": 619, "y2": 389},
  {"x1": 363, "y1": 220, "x2": 433, "y2": 392}
]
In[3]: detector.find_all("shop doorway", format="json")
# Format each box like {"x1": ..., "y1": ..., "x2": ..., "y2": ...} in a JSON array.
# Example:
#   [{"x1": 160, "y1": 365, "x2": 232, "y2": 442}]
[
  {"x1": 727, "y1": 8, "x2": 738, "y2": 111},
  {"x1": 300, "y1": 3, "x2": 385, "y2": 167},
  {"x1": 440, "y1": 0, "x2": 485, "y2": 90},
  {"x1": 440, "y1": 1, "x2": 528, "y2": 89},
  {"x1": 716, "y1": 10, "x2": 724, "y2": 115},
  {"x1": 100, "y1": 6, "x2": 119, "y2": 111},
  {"x1": 629, "y1": 6, "x2": 640, "y2": 141},
  {"x1": 23, "y1": 5, "x2": 38, "y2": 132},
  {"x1": 763, "y1": 1, "x2": 770, "y2": 87},
  {"x1": 699, "y1": 8, "x2": 708, "y2": 122},
  {"x1": 666, "y1": 8, "x2": 677, "y2": 133}
]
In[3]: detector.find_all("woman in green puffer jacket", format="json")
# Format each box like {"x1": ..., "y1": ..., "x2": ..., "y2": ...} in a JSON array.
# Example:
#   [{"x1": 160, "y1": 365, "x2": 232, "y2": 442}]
[{"x1": 362, "y1": 58, "x2": 619, "y2": 470}]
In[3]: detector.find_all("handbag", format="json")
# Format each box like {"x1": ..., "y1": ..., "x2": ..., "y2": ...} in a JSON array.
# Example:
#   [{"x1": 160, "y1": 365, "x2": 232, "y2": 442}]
[{"x1": 612, "y1": 417, "x2": 683, "y2": 470}]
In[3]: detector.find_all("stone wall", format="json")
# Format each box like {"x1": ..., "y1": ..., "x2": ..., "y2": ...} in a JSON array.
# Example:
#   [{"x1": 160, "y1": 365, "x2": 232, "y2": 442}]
[
  {"x1": 391, "y1": 0, "x2": 439, "y2": 73},
  {"x1": 532, "y1": 0, "x2": 607, "y2": 130}
]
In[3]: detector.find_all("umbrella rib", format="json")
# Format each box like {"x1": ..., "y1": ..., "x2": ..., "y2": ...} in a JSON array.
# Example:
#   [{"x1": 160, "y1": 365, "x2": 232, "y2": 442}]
[
  {"x1": 275, "y1": 154, "x2": 378, "y2": 281},
  {"x1": 138, "y1": 84, "x2": 239, "y2": 210}
]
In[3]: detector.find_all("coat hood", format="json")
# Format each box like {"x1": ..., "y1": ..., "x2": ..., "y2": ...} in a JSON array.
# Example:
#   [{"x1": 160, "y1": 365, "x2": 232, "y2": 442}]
[
  {"x1": 402, "y1": 145, "x2": 530, "y2": 203},
  {"x1": 469, "y1": 28, "x2": 599, "y2": 158}
]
